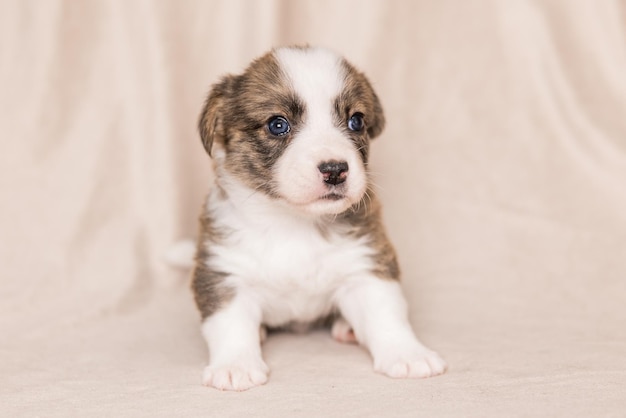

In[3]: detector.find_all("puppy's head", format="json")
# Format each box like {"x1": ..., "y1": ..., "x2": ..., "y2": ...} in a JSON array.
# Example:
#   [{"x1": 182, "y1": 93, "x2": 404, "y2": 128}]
[{"x1": 199, "y1": 46, "x2": 385, "y2": 216}]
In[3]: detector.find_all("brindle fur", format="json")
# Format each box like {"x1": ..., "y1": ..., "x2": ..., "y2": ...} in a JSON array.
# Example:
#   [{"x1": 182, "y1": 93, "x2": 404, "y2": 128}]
[
  {"x1": 339, "y1": 190, "x2": 400, "y2": 280},
  {"x1": 191, "y1": 200, "x2": 235, "y2": 318}
]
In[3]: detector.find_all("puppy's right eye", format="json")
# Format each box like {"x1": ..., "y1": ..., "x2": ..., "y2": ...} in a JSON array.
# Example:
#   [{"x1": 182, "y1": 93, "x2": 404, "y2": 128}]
[
  {"x1": 348, "y1": 112, "x2": 365, "y2": 132},
  {"x1": 267, "y1": 116, "x2": 291, "y2": 137}
]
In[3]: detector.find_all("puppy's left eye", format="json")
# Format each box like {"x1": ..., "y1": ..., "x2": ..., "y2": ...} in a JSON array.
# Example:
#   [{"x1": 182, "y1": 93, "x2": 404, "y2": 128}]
[
  {"x1": 348, "y1": 113, "x2": 364, "y2": 132},
  {"x1": 267, "y1": 116, "x2": 291, "y2": 136}
]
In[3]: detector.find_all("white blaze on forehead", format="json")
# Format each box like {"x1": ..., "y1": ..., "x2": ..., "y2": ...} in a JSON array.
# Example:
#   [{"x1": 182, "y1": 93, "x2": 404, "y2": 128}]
[
  {"x1": 271, "y1": 47, "x2": 367, "y2": 215},
  {"x1": 274, "y1": 47, "x2": 345, "y2": 126}
]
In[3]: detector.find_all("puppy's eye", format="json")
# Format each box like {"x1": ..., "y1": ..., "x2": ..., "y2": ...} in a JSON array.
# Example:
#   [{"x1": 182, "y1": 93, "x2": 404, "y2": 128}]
[
  {"x1": 267, "y1": 116, "x2": 291, "y2": 136},
  {"x1": 348, "y1": 112, "x2": 364, "y2": 132}
]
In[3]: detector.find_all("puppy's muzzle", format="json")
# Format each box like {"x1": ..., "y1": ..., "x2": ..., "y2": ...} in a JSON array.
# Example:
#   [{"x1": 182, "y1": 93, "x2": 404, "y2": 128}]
[{"x1": 318, "y1": 160, "x2": 349, "y2": 186}]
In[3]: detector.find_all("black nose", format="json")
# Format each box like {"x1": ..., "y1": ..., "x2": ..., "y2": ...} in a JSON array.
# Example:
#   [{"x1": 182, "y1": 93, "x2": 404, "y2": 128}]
[{"x1": 318, "y1": 161, "x2": 349, "y2": 185}]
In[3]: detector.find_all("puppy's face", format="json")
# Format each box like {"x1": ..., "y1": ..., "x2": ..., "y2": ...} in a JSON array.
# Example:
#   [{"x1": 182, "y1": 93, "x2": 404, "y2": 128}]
[{"x1": 199, "y1": 46, "x2": 385, "y2": 215}]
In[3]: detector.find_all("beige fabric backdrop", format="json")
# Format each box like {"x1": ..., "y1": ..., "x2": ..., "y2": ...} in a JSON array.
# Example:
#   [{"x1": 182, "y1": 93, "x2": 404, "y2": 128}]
[{"x1": 1, "y1": 0, "x2": 625, "y2": 416}]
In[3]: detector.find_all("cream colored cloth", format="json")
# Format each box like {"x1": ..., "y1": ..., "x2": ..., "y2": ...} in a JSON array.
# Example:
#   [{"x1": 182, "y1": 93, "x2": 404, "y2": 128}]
[{"x1": 1, "y1": 1, "x2": 625, "y2": 416}]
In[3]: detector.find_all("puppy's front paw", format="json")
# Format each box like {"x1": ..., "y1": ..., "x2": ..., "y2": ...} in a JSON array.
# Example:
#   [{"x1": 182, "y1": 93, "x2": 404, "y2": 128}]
[
  {"x1": 202, "y1": 360, "x2": 269, "y2": 391},
  {"x1": 375, "y1": 349, "x2": 447, "y2": 379}
]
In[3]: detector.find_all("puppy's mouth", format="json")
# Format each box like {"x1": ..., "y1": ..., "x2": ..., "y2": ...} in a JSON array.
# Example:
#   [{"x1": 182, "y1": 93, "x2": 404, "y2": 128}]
[
  {"x1": 282, "y1": 188, "x2": 359, "y2": 216},
  {"x1": 321, "y1": 192, "x2": 346, "y2": 201}
]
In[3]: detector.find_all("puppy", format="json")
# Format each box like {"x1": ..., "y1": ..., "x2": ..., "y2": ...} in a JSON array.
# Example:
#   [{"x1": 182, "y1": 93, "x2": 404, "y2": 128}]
[{"x1": 192, "y1": 46, "x2": 446, "y2": 391}]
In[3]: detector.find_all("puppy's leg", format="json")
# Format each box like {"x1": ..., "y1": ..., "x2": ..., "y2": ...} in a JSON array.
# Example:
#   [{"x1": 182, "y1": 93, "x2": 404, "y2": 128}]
[
  {"x1": 336, "y1": 277, "x2": 447, "y2": 378},
  {"x1": 201, "y1": 292, "x2": 268, "y2": 391}
]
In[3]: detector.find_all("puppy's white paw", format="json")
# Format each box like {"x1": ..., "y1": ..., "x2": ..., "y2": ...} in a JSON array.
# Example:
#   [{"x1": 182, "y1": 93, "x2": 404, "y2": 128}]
[
  {"x1": 374, "y1": 349, "x2": 447, "y2": 379},
  {"x1": 202, "y1": 360, "x2": 269, "y2": 391}
]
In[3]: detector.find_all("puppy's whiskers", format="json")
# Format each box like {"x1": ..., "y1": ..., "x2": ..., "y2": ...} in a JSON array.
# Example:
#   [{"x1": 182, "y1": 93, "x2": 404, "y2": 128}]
[
  {"x1": 368, "y1": 179, "x2": 384, "y2": 192},
  {"x1": 363, "y1": 189, "x2": 373, "y2": 213}
]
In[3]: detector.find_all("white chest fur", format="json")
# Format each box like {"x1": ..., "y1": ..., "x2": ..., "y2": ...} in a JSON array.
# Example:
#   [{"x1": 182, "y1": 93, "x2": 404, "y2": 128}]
[{"x1": 203, "y1": 179, "x2": 376, "y2": 327}]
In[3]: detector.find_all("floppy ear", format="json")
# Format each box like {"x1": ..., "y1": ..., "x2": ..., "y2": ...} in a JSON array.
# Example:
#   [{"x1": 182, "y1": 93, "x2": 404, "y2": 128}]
[
  {"x1": 367, "y1": 90, "x2": 386, "y2": 140},
  {"x1": 198, "y1": 75, "x2": 234, "y2": 156}
]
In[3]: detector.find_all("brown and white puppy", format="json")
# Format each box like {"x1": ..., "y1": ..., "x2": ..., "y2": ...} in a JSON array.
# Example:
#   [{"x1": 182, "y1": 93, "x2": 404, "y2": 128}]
[{"x1": 192, "y1": 46, "x2": 446, "y2": 391}]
